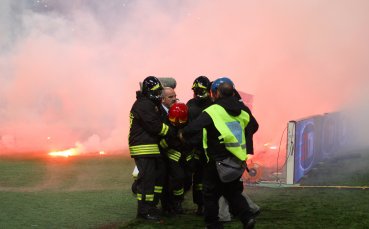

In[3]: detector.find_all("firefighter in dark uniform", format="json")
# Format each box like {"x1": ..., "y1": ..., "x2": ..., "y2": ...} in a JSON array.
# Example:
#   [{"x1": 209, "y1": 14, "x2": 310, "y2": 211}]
[
  {"x1": 129, "y1": 76, "x2": 174, "y2": 220},
  {"x1": 185, "y1": 76, "x2": 213, "y2": 216},
  {"x1": 160, "y1": 102, "x2": 189, "y2": 214},
  {"x1": 180, "y1": 77, "x2": 258, "y2": 229}
]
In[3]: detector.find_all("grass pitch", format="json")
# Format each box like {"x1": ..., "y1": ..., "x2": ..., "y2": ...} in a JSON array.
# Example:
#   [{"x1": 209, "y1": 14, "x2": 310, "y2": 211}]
[
  {"x1": 1, "y1": 150, "x2": 369, "y2": 229},
  {"x1": 0, "y1": 155, "x2": 136, "y2": 228}
]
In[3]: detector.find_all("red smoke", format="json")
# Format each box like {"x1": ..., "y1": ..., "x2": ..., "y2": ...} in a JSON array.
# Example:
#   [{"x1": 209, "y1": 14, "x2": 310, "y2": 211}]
[{"x1": 1, "y1": 1, "x2": 369, "y2": 163}]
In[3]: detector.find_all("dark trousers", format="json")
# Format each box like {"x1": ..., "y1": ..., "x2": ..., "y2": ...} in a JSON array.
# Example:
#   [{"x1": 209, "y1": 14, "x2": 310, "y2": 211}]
[
  {"x1": 202, "y1": 161, "x2": 253, "y2": 226},
  {"x1": 134, "y1": 157, "x2": 166, "y2": 214},
  {"x1": 168, "y1": 159, "x2": 185, "y2": 201},
  {"x1": 191, "y1": 159, "x2": 204, "y2": 206},
  {"x1": 162, "y1": 157, "x2": 185, "y2": 210}
]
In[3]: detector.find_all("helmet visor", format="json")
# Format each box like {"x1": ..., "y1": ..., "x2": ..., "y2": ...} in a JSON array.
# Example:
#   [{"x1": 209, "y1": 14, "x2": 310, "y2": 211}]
[
  {"x1": 149, "y1": 88, "x2": 163, "y2": 100},
  {"x1": 193, "y1": 88, "x2": 209, "y2": 98}
]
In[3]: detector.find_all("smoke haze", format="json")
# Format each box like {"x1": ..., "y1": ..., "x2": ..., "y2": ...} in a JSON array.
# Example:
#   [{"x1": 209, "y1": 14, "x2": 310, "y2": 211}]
[{"x1": 1, "y1": 0, "x2": 369, "y2": 157}]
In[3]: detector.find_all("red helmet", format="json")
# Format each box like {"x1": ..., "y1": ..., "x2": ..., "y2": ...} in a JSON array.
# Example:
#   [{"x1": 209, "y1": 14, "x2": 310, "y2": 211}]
[{"x1": 168, "y1": 102, "x2": 188, "y2": 127}]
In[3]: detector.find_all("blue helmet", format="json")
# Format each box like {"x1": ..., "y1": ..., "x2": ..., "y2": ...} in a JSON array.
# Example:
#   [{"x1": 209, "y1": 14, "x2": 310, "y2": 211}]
[{"x1": 211, "y1": 77, "x2": 234, "y2": 95}]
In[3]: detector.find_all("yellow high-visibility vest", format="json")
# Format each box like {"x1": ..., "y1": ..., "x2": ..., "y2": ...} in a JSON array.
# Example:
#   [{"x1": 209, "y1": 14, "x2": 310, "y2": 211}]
[{"x1": 203, "y1": 104, "x2": 250, "y2": 161}]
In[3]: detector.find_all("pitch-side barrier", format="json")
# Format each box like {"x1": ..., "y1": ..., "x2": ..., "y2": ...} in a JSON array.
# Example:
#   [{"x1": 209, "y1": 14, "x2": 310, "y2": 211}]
[{"x1": 286, "y1": 112, "x2": 348, "y2": 184}]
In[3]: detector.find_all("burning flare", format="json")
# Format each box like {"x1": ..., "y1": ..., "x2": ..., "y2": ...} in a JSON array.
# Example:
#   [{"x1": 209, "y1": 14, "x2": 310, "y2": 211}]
[{"x1": 48, "y1": 148, "x2": 79, "y2": 157}]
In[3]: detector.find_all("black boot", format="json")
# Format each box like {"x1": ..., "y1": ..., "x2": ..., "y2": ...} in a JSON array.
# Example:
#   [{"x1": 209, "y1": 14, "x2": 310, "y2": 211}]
[
  {"x1": 137, "y1": 212, "x2": 161, "y2": 220},
  {"x1": 243, "y1": 218, "x2": 256, "y2": 229},
  {"x1": 137, "y1": 202, "x2": 161, "y2": 221}
]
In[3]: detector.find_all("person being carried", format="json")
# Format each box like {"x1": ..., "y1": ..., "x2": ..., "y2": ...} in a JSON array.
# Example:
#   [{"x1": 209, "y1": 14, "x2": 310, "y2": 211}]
[{"x1": 158, "y1": 86, "x2": 187, "y2": 215}]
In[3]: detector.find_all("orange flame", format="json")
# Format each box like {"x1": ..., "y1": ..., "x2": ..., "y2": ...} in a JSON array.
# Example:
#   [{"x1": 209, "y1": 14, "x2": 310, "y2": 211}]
[{"x1": 48, "y1": 148, "x2": 79, "y2": 157}]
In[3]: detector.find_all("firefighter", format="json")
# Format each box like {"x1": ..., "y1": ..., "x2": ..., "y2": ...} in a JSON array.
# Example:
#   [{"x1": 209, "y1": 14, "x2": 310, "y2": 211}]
[
  {"x1": 129, "y1": 76, "x2": 174, "y2": 220},
  {"x1": 179, "y1": 77, "x2": 258, "y2": 229},
  {"x1": 185, "y1": 75, "x2": 213, "y2": 216},
  {"x1": 160, "y1": 102, "x2": 189, "y2": 215}
]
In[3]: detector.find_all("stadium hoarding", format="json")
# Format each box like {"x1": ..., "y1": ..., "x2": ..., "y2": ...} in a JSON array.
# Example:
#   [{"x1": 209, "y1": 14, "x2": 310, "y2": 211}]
[
  {"x1": 286, "y1": 116, "x2": 322, "y2": 184},
  {"x1": 286, "y1": 112, "x2": 349, "y2": 184}
]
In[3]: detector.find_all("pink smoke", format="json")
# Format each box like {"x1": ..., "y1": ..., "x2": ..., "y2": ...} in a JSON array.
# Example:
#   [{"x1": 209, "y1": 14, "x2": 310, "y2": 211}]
[{"x1": 1, "y1": 1, "x2": 369, "y2": 162}]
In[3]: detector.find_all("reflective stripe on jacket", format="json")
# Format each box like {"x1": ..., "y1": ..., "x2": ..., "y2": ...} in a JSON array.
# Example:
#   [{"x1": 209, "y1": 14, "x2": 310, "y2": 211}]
[{"x1": 129, "y1": 97, "x2": 170, "y2": 157}]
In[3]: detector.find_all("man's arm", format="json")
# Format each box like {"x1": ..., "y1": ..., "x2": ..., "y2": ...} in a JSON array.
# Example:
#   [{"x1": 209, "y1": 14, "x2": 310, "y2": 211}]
[{"x1": 179, "y1": 111, "x2": 212, "y2": 145}]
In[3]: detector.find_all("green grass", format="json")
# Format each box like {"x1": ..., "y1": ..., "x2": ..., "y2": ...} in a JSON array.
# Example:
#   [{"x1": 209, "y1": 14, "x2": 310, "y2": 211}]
[
  {"x1": 0, "y1": 155, "x2": 137, "y2": 228},
  {"x1": 0, "y1": 190, "x2": 130, "y2": 228},
  {"x1": 1, "y1": 151, "x2": 369, "y2": 229},
  {"x1": 0, "y1": 158, "x2": 46, "y2": 187},
  {"x1": 121, "y1": 187, "x2": 369, "y2": 229}
]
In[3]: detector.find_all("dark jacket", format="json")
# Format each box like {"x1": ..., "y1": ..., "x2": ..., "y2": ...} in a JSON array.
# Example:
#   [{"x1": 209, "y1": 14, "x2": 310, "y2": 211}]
[
  {"x1": 182, "y1": 96, "x2": 258, "y2": 161},
  {"x1": 239, "y1": 101, "x2": 258, "y2": 155},
  {"x1": 185, "y1": 97, "x2": 213, "y2": 160},
  {"x1": 186, "y1": 97, "x2": 213, "y2": 122},
  {"x1": 129, "y1": 93, "x2": 173, "y2": 158}
]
